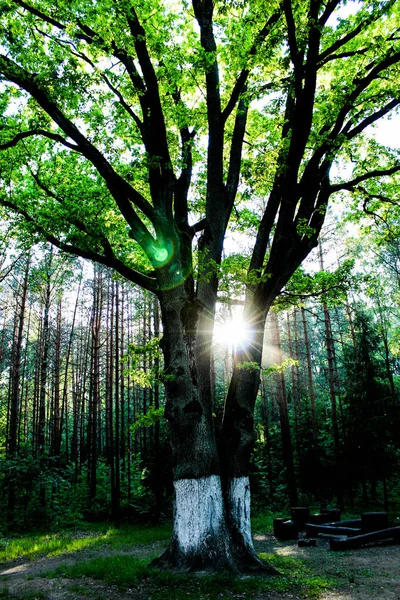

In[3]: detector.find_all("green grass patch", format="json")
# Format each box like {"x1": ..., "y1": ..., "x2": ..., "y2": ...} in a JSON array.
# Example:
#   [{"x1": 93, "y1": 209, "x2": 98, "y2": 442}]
[
  {"x1": 0, "y1": 589, "x2": 46, "y2": 600},
  {"x1": 251, "y1": 512, "x2": 283, "y2": 533},
  {"x1": 0, "y1": 523, "x2": 172, "y2": 563},
  {"x1": 47, "y1": 551, "x2": 333, "y2": 599}
]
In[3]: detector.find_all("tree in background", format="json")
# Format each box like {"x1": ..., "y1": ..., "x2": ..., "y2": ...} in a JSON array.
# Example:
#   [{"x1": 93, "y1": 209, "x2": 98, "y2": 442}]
[{"x1": 0, "y1": 0, "x2": 399, "y2": 571}]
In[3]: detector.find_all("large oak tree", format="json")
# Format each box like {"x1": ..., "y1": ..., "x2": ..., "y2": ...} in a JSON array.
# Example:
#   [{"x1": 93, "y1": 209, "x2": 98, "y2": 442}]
[{"x1": 0, "y1": 0, "x2": 399, "y2": 572}]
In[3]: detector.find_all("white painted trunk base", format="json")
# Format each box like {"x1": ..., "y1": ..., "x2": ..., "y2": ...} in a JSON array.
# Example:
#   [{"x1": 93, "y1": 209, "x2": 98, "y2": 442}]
[
  {"x1": 173, "y1": 475, "x2": 224, "y2": 553},
  {"x1": 228, "y1": 476, "x2": 254, "y2": 549}
]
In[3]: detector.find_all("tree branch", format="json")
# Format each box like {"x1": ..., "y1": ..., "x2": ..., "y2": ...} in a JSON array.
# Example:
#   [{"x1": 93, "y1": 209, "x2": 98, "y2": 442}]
[
  {"x1": 330, "y1": 165, "x2": 400, "y2": 192},
  {"x1": 191, "y1": 218, "x2": 207, "y2": 235},
  {"x1": 126, "y1": 6, "x2": 172, "y2": 170},
  {"x1": 0, "y1": 196, "x2": 158, "y2": 292},
  {"x1": 319, "y1": 0, "x2": 397, "y2": 63},
  {"x1": 0, "y1": 129, "x2": 80, "y2": 151},
  {"x1": 323, "y1": 49, "x2": 400, "y2": 144},
  {"x1": 31, "y1": 171, "x2": 115, "y2": 257},
  {"x1": 283, "y1": 0, "x2": 303, "y2": 95},
  {"x1": 12, "y1": 0, "x2": 148, "y2": 116},
  {"x1": 318, "y1": 0, "x2": 341, "y2": 26},
  {"x1": 0, "y1": 54, "x2": 156, "y2": 238},
  {"x1": 221, "y1": 3, "x2": 283, "y2": 123},
  {"x1": 345, "y1": 97, "x2": 400, "y2": 140},
  {"x1": 225, "y1": 96, "x2": 249, "y2": 210}
]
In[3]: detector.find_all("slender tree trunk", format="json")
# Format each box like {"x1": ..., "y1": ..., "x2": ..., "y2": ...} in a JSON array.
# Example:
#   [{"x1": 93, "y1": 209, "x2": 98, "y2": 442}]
[
  {"x1": 287, "y1": 311, "x2": 301, "y2": 461},
  {"x1": 52, "y1": 297, "x2": 62, "y2": 457},
  {"x1": 120, "y1": 282, "x2": 125, "y2": 472},
  {"x1": 319, "y1": 243, "x2": 342, "y2": 507},
  {"x1": 152, "y1": 295, "x2": 163, "y2": 522},
  {"x1": 375, "y1": 295, "x2": 396, "y2": 398},
  {"x1": 7, "y1": 256, "x2": 30, "y2": 523},
  {"x1": 38, "y1": 276, "x2": 51, "y2": 456},
  {"x1": 114, "y1": 280, "x2": 121, "y2": 525},
  {"x1": 260, "y1": 376, "x2": 274, "y2": 501},
  {"x1": 88, "y1": 265, "x2": 102, "y2": 501},
  {"x1": 301, "y1": 306, "x2": 318, "y2": 443},
  {"x1": 270, "y1": 311, "x2": 298, "y2": 507},
  {"x1": 8, "y1": 258, "x2": 29, "y2": 456},
  {"x1": 60, "y1": 271, "x2": 82, "y2": 461},
  {"x1": 20, "y1": 304, "x2": 32, "y2": 447},
  {"x1": 126, "y1": 296, "x2": 132, "y2": 504}
]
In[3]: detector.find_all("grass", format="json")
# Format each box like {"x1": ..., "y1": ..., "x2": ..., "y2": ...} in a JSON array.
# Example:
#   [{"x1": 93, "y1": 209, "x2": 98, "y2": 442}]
[
  {"x1": 0, "y1": 522, "x2": 172, "y2": 563},
  {"x1": 46, "y1": 551, "x2": 333, "y2": 599},
  {"x1": 251, "y1": 511, "x2": 283, "y2": 533},
  {"x1": 0, "y1": 589, "x2": 46, "y2": 600},
  {"x1": 0, "y1": 515, "x2": 353, "y2": 599}
]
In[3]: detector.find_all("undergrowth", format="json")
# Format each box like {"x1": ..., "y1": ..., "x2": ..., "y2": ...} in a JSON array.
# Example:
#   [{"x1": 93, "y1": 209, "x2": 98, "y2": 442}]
[
  {"x1": 0, "y1": 523, "x2": 172, "y2": 563},
  {"x1": 46, "y1": 552, "x2": 332, "y2": 599}
]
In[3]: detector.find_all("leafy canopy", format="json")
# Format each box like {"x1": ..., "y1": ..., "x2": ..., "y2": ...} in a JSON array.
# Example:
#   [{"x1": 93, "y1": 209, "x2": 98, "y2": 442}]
[{"x1": 0, "y1": 0, "x2": 399, "y2": 297}]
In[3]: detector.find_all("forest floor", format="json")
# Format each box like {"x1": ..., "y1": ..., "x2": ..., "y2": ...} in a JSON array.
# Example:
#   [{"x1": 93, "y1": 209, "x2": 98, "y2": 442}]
[{"x1": 0, "y1": 526, "x2": 398, "y2": 600}]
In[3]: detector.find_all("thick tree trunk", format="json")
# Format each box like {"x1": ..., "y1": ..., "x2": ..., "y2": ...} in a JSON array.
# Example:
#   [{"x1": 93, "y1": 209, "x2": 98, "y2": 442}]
[{"x1": 153, "y1": 284, "x2": 273, "y2": 573}]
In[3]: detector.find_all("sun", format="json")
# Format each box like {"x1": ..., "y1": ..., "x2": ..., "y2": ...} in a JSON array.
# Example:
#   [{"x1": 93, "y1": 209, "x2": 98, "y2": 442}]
[{"x1": 213, "y1": 315, "x2": 251, "y2": 348}]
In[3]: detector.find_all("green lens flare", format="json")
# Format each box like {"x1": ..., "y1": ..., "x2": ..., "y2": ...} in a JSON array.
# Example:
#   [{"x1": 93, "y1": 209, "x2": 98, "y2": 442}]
[{"x1": 153, "y1": 247, "x2": 169, "y2": 263}]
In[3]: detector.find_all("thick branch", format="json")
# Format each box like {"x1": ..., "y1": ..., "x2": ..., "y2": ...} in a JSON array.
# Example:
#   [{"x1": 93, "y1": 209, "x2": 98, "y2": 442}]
[
  {"x1": 319, "y1": 0, "x2": 397, "y2": 63},
  {"x1": 221, "y1": 3, "x2": 283, "y2": 123},
  {"x1": 284, "y1": 0, "x2": 303, "y2": 95},
  {"x1": 0, "y1": 129, "x2": 80, "y2": 151},
  {"x1": 192, "y1": 0, "x2": 222, "y2": 149},
  {"x1": 12, "y1": 0, "x2": 148, "y2": 115},
  {"x1": 345, "y1": 97, "x2": 400, "y2": 140},
  {"x1": 318, "y1": 47, "x2": 369, "y2": 67},
  {"x1": 318, "y1": 0, "x2": 341, "y2": 26},
  {"x1": 31, "y1": 171, "x2": 115, "y2": 257},
  {"x1": 0, "y1": 54, "x2": 156, "y2": 235},
  {"x1": 126, "y1": 7, "x2": 172, "y2": 172},
  {"x1": 0, "y1": 197, "x2": 158, "y2": 292},
  {"x1": 330, "y1": 165, "x2": 400, "y2": 192},
  {"x1": 225, "y1": 97, "x2": 249, "y2": 209}
]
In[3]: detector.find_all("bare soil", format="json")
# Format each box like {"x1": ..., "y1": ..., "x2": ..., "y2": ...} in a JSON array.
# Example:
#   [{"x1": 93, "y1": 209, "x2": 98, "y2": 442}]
[
  {"x1": 0, "y1": 531, "x2": 398, "y2": 600},
  {"x1": 254, "y1": 532, "x2": 400, "y2": 600}
]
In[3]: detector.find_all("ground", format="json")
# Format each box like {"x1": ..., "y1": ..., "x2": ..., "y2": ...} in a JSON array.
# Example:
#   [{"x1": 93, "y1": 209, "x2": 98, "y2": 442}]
[{"x1": 0, "y1": 526, "x2": 399, "y2": 600}]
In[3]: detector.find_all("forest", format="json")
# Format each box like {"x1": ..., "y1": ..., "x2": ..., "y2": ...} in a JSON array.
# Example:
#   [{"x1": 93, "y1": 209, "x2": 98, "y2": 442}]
[
  {"x1": 0, "y1": 219, "x2": 399, "y2": 531},
  {"x1": 0, "y1": 0, "x2": 399, "y2": 590}
]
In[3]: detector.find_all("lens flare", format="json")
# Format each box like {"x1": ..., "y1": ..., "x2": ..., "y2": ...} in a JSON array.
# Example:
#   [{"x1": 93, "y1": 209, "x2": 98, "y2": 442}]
[
  {"x1": 213, "y1": 316, "x2": 251, "y2": 348},
  {"x1": 153, "y1": 247, "x2": 169, "y2": 263}
]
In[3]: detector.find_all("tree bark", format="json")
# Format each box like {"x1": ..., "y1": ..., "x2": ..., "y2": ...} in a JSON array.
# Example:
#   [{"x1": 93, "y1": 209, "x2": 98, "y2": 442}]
[
  {"x1": 153, "y1": 282, "x2": 273, "y2": 572},
  {"x1": 319, "y1": 243, "x2": 342, "y2": 507},
  {"x1": 269, "y1": 311, "x2": 298, "y2": 507}
]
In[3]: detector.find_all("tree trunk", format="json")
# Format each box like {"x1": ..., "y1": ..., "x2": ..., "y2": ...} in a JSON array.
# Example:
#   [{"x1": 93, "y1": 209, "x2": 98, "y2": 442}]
[
  {"x1": 114, "y1": 280, "x2": 121, "y2": 525},
  {"x1": 60, "y1": 270, "x2": 82, "y2": 462},
  {"x1": 153, "y1": 284, "x2": 273, "y2": 573},
  {"x1": 7, "y1": 256, "x2": 30, "y2": 523},
  {"x1": 88, "y1": 265, "x2": 102, "y2": 501},
  {"x1": 287, "y1": 311, "x2": 301, "y2": 462},
  {"x1": 269, "y1": 311, "x2": 298, "y2": 507},
  {"x1": 301, "y1": 306, "x2": 318, "y2": 443},
  {"x1": 260, "y1": 376, "x2": 274, "y2": 501},
  {"x1": 8, "y1": 257, "x2": 29, "y2": 456},
  {"x1": 52, "y1": 297, "x2": 62, "y2": 458},
  {"x1": 319, "y1": 243, "x2": 342, "y2": 508}
]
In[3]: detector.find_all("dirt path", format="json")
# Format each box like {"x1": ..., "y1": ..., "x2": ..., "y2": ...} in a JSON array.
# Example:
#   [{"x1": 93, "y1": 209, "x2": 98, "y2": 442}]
[
  {"x1": 254, "y1": 532, "x2": 400, "y2": 600},
  {"x1": 0, "y1": 532, "x2": 399, "y2": 599}
]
